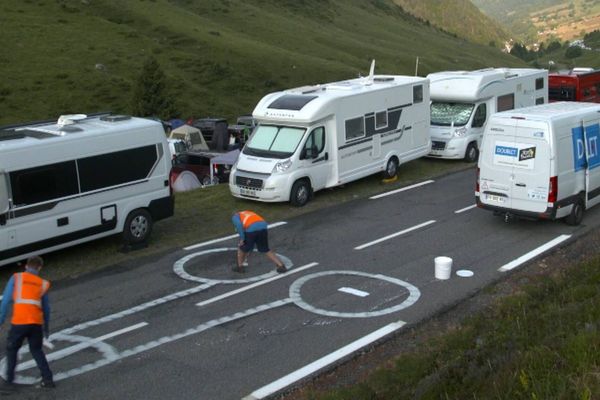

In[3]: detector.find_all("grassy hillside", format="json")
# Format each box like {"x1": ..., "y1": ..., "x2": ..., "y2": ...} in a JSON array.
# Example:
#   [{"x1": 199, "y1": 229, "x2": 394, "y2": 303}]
[
  {"x1": 0, "y1": 0, "x2": 525, "y2": 126},
  {"x1": 393, "y1": 0, "x2": 509, "y2": 46}
]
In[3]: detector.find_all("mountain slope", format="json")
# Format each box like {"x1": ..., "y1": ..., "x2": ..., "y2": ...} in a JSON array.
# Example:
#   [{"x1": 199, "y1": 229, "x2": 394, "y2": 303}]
[{"x1": 0, "y1": 0, "x2": 525, "y2": 125}]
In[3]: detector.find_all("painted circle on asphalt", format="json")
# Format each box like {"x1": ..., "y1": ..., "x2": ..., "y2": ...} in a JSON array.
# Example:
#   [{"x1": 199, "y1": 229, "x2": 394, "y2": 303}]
[
  {"x1": 173, "y1": 247, "x2": 293, "y2": 284},
  {"x1": 289, "y1": 270, "x2": 420, "y2": 318},
  {"x1": 456, "y1": 269, "x2": 474, "y2": 277}
]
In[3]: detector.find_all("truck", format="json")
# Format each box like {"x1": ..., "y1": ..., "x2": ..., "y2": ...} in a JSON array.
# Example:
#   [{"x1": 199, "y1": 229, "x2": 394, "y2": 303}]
[
  {"x1": 229, "y1": 62, "x2": 430, "y2": 206},
  {"x1": 549, "y1": 68, "x2": 600, "y2": 103},
  {"x1": 426, "y1": 68, "x2": 548, "y2": 162},
  {"x1": 476, "y1": 101, "x2": 600, "y2": 225},
  {"x1": 0, "y1": 113, "x2": 174, "y2": 267}
]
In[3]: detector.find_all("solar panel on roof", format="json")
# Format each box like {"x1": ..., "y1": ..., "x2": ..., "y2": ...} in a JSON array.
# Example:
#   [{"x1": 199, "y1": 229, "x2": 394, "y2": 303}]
[{"x1": 268, "y1": 95, "x2": 318, "y2": 111}]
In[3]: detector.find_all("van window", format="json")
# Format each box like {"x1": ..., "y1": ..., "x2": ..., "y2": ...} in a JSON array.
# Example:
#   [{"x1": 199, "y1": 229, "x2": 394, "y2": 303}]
[
  {"x1": 536, "y1": 78, "x2": 544, "y2": 90},
  {"x1": 78, "y1": 145, "x2": 157, "y2": 192},
  {"x1": 430, "y1": 102, "x2": 474, "y2": 127},
  {"x1": 471, "y1": 104, "x2": 487, "y2": 128},
  {"x1": 10, "y1": 161, "x2": 78, "y2": 206},
  {"x1": 497, "y1": 94, "x2": 515, "y2": 112},
  {"x1": 345, "y1": 117, "x2": 365, "y2": 141},
  {"x1": 413, "y1": 85, "x2": 423, "y2": 104},
  {"x1": 375, "y1": 111, "x2": 387, "y2": 129},
  {"x1": 303, "y1": 127, "x2": 325, "y2": 157}
]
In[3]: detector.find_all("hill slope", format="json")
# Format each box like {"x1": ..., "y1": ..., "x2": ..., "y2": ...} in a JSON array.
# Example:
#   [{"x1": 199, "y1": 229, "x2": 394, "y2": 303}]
[{"x1": 0, "y1": 0, "x2": 525, "y2": 125}]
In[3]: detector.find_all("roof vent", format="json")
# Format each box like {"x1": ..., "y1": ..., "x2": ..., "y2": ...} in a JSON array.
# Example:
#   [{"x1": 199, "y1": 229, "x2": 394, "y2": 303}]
[
  {"x1": 374, "y1": 76, "x2": 394, "y2": 82},
  {"x1": 57, "y1": 114, "x2": 87, "y2": 127},
  {"x1": 100, "y1": 115, "x2": 131, "y2": 122}
]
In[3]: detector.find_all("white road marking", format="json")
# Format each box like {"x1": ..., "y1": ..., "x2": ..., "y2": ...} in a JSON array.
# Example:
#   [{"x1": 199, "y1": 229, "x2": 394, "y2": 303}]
[
  {"x1": 498, "y1": 234, "x2": 572, "y2": 272},
  {"x1": 183, "y1": 221, "x2": 287, "y2": 250},
  {"x1": 369, "y1": 180, "x2": 434, "y2": 200},
  {"x1": 354, "y1": 220, "x2": 436, "y2": 250},
  {"x1": 338, "y1": 287, "x2": 369, "y2": 297},
  {"x1": 196, "y1": 262, "x2": 319, "y2": 307},
  {"x1": 454, "y1": 204, "x2": 477, "y2": 214},
  {"x1": 242, "y1": 320, "x2": 407, "y2": 400}
]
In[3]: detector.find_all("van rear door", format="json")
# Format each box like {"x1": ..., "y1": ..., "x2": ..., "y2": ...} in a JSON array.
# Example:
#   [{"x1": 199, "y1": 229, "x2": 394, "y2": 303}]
[{"x1": 584, "y1": 118, "x2": 600, "y2": 208}]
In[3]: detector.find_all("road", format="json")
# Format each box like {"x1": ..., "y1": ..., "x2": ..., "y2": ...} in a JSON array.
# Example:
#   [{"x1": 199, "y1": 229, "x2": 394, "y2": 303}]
[{"x1": 2, "y1": 168, "x2": 598, "y2": 400}]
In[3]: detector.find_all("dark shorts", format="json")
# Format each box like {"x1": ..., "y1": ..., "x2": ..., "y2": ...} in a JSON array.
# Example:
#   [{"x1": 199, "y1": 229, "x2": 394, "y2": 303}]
[{"x1": 240, "y1": 229, "x2": 270, "y2": 253}]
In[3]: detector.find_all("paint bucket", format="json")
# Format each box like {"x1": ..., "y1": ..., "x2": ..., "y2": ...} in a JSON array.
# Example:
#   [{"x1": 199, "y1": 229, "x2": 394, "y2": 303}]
[{"x1": 434, "y1": 256, "x2": 452, "y2": 280}]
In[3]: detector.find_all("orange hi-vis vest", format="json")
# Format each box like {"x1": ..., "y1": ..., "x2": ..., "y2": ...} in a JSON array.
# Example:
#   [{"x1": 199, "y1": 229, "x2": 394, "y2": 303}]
[
  {"x1": 238, "y1": 211, "x2": 264, "y2": 230},
  {"x1": 11, "y1": 272, "x2": 50, "y2": 325}
]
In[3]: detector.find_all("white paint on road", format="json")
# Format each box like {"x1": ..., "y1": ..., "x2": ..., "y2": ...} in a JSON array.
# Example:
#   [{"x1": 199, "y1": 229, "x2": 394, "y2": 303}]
[
  {"x1": 338, "y1": 287, "x2": 369, "y2": 297},
  {"x1": 243, "y1": 319, "x2": 407, "y2": 400},
  {"x1": 354, "y1": 220, "x2": 436, "y2": 250},
  {"x1": 369, "y1": 180, "x2": 434, "y2": 200},
  {"x1": 498, "y1": 234, "x2": 572, "y2": 272},
  {"x1": 183, "y1": 221, "x2": 287, "y2": 250},
  {"x1": 454, "y1": 204, "x2": 477, "y2": 214}
]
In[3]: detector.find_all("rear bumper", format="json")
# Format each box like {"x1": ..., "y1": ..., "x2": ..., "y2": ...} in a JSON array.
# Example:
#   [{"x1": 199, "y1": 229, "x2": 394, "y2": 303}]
[{"x1": 475, "y1": 196, "x2": 557, "y2": 220}]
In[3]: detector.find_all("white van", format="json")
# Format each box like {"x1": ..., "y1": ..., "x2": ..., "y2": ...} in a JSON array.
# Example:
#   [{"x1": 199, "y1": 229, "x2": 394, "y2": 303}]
[
  {"x1": 0, "y1": 114, "x2": 174, "y2": 267},
  {"x1": 229, "y1": 64, "x2": 430, "y2": 206},
  {"x1": 476, "y1": 102, "x2": 600, "y2": 225},
  {"x1": 427, "y1": 68, "x2": 548, "y2": 162}
]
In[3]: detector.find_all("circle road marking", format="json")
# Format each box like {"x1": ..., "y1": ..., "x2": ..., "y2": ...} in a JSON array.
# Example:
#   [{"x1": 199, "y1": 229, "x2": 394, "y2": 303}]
[{"x1": 289, "y1": 270, "x2": 420, "y2": 318}]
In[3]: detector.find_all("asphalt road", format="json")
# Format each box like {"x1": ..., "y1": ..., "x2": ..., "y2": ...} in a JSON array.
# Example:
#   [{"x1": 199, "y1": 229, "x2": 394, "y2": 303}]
[{"x1": 2, "y1": 168, "x2": 598, "y2": 400}]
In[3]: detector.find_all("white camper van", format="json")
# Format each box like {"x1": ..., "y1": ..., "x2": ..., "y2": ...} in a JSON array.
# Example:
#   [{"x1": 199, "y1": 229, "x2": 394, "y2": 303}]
[
  {"x1": 427, "y1": 68, "x2": 548, "y2": 162},
  {"x1": 0, "y1": 114, "x2": 174, "y2": 267},
  {"x1": 229, "y1": 66, "x2": 430, "y2": 206},
  {"x1": 476, "y1": 102, "x2": 600, "y2": 225}
]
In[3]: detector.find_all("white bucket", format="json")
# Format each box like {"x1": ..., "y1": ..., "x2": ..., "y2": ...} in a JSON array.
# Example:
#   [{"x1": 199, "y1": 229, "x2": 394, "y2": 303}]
[{"x1": 434, "y1": 256, "x2": 453, "y2": 280}]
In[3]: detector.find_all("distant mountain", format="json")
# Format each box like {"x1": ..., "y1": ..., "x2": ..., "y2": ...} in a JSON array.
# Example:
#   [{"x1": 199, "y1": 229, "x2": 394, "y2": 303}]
[{"x1": 393, "y1": 0, "x2": 509, "y2": 46}]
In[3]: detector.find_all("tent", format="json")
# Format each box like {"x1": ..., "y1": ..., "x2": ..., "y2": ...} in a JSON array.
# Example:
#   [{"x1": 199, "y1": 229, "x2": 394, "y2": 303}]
[
  {"x1": 169, "y1": 125, "x2": 209, "y2": 152},
  {"x1": 172, "y1": 170, "x2": 201, "y2": 192},
  {"x1": 209, "y1": 149, "x2": 240, "y2": 184}
]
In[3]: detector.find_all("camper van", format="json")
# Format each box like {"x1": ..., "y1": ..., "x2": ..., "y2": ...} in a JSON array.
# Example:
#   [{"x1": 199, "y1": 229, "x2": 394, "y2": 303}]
[
  {"x1": 427, "y1": 68, "x2": 548, "y2": 162},
  {"x1": 0, "y1": 114, "x2": 174, "y2": 267},
  {"x1": 476, "y1": 102, "x2": 600, "y2": 225},
  {"x1": 229, "y1": 64, "x2": 430, "y2": 206}
]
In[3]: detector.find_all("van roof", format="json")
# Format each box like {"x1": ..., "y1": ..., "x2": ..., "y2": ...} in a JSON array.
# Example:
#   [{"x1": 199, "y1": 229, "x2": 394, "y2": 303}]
[{"x1": 492, "y1": 102, "x2": 600, "y2": 122}]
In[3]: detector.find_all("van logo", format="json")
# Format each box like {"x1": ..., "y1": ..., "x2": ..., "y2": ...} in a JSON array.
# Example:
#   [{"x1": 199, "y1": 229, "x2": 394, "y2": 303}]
[
  {"x1": 495, "y1": 145, "x2": 518, "y2": 157},
  {"x1": 519, "y1": 146, "x2": 536, "y2": 161}
]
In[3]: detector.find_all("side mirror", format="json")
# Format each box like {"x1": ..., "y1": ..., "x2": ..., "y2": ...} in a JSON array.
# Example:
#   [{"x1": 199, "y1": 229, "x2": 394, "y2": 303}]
[{"x1": 0, "y1": 171, "x2": 9, "y2": 214}]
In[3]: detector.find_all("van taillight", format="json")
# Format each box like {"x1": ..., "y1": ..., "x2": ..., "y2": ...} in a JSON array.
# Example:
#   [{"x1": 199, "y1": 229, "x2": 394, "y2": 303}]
[
  {"x1": 476, "y1": 168, "x2": 480, "y2": 192},
  {"x1": 548, "y1": 176, "x2": 558, "y2": 203}
]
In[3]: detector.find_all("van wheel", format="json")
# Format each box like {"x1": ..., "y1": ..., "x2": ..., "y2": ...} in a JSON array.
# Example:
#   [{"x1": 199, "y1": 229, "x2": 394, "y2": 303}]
[
  {"x1": 383, "y1": 157, "x2": 399, "y2": 179},
  {"x1": 290, "y1": 180, "x2": 311, "y2": 207},
  {"x1": 565, "y1": 200, "x2": 584, "y2": 226},
  {"x1": 464, "y1": 143, "x2": 479, "y2": 163},
  {"x1": 123, "y1": 209, "x2": 153, "y2": 244}
]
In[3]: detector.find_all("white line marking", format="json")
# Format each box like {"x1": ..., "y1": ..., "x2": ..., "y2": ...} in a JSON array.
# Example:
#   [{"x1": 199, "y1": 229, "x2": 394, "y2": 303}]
[
  {"x1": 369, "y1": 180, "x2": 434, "y2": 200},
  {"x1": 499, "y1": 234, "x2": 571, "y2": 272},
  {"x1": 243, "y1": 320, "x2": 406, "y2": 400},
  {"x1": 196, "y1": 262, "x2": 319, "y2": 307},
  {"x1": 16, "y1": 322, "x2": 148, "y2": 372},
  {"x1": 338, "y1": 287, "x2": 369, "y2": 297},
  {"x1": 454, "y1": 204, "x2": 477, "y2": 214},
  {"x1": 184, "y1": 221, "x2": 287, "y2": 250},
  {"x1": 354, "y1": 220, "x2": 436, "y2": 250}
]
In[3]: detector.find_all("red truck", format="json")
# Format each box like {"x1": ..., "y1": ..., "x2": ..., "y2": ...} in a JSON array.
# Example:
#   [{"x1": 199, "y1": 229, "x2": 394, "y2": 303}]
[{"x1": 549, "y1": 68, "x2": 600, "y2": 103}]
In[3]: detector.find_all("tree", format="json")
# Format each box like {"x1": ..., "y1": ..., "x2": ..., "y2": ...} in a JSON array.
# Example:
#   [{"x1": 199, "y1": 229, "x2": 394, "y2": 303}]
[
  {"x1": 131, "y1": 57, "x2": 177, "y2": 120},
  {"x1": 565, "y1": 46, "x2": 582, "y2": 59}
]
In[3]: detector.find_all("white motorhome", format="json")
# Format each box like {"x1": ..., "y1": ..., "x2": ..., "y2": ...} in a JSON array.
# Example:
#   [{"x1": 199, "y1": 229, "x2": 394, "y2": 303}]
[
  {"x1": 0, "y1": 114, "x2": 174, "y2": 267},
  {"x1": 476, "y1": 102, "x2": 600, "y2": 225},
  {"x1": 427, "y1": 68, "x2": 548, "y2": 162},
  {"x1": 229, "y1": 65, "x2": 430, "y2": 206}
]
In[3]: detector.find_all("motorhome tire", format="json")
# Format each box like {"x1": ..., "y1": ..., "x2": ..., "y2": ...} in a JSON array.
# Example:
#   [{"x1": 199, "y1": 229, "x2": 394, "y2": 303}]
[
  {"x1": 383, "y1": 157, "x2": 399, "y2": 179},
  {"x1": 565, "y1": 199, "x2": 584, "y2": 226},
  {"x1": 465, "y1": 143, "x2": 479, "y2": 163},
  {"x1": 290, "y1": 180, "x2": 311, "y2": 207},
  {"x1": 123, "y1": 209, "x2": 153, "y2": 244}
]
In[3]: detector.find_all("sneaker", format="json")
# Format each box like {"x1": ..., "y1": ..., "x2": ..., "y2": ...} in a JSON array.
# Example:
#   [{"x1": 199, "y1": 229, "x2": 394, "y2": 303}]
[
  {"x1": 232, "y1": 266, "x2": 245, "y2": 273},
  {"x1": 242, "y1": 260, "x2": 249, "y2": 267},
  {"x1": 276, "y1": 265, "x2": 287, "y2": 273},
  {"x1": 38, "y1": 380, "x2": 55, "y2": 389}
]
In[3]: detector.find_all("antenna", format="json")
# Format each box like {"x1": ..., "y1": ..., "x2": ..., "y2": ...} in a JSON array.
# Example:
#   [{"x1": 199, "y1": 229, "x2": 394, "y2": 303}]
[
  {"x1": 415, "y1": 56, "x2": 419, "y2": 76},
  {"x1": 368, "y1": 59, "x2": 375, "y2": 83}
]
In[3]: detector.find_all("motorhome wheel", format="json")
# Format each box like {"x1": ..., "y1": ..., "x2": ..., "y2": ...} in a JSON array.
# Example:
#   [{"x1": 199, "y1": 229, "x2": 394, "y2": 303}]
[
  {"x1": 383, "y1": 157, "x2": 399, "y2": 179},
  {"x1": 123, "y1": 209, "x2": 153, "y2": 244},
  {"x1": 290, "y1": 180, "x2": 311, "y2": 207},
  {"x1": 464, "y1": 143, "x2": 479, "y2": 163}
]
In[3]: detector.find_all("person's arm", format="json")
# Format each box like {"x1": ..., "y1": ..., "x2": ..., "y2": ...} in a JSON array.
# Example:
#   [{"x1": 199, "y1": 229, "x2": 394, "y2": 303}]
[
  {"x1": 0, "y1": 276, "x2": 15, "y2": 326},
  {"x1": 41, "y1": 293, "x2": 50, "y2": 337},
  {"x1": 231, "y1": 214, "x2": 245, "y2": 242}
]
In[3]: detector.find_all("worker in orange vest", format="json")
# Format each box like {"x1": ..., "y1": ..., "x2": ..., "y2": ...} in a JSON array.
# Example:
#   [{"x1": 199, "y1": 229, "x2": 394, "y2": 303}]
[
  {"x1": 0, "y1": 256, "x2": 54, "y2": 392},
  {"x1": 232, "y1": 211, "x2": 287, "y2": 273}
]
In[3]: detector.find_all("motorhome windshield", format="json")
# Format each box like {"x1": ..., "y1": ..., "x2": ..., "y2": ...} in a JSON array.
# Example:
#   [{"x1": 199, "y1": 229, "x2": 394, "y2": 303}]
[
  {"x1": 243, "y1": 125, "x2": 305, "y2": 159},
  {"x1": 430, "y1": 102, "x2": 474, "y2": 127}
]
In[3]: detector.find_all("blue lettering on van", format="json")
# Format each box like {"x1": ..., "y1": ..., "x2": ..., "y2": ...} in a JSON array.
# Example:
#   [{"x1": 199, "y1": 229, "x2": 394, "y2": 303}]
[
  {"x1": 495, "y1": 145, "x2": 518, "y2": 157},
  {"x1": 572, "y1": 123, "x2": 600, "y2": 171}
]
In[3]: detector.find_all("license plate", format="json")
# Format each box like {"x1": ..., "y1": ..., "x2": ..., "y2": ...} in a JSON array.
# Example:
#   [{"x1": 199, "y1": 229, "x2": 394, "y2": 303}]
[
  {"x1": 486, "y1": 194, "x2": 505, "y2": 203},
  {"x1": 240, "y1": 188, "x2": 257, "y2": 197}
]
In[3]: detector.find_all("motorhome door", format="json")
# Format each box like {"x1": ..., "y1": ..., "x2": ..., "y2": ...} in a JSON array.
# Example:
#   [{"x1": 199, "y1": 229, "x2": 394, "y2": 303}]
[{"x1": 299, "y1": 127, "x2": 330, "y2": 191}]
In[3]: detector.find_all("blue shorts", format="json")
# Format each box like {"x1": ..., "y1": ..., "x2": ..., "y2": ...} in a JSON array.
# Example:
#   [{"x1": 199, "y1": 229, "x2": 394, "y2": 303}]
[{"x1": 240, "y1": 229, "x2": 270, "y2": 253}]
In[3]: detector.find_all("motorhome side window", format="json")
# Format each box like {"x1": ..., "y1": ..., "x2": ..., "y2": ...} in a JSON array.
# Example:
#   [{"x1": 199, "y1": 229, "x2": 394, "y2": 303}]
[
  {"x1": 497, "y1": 94, "x2": 515, "y2": 112},
  {"x1": 536, "y1": 97, "x2": 545, "y2": 105},
  {"x1": 10, "y1": 161, "x2": 78, "y2": 206},
  {"x1": 536, "y1": 78, "x2": 544, "y2": 90},
  {"x1": 375, "y1": 111, "x2": 387, "y2": 129},
  {"x1": 413, "y1": 85, "x2": 423, "y2": 104},
  {"x1": 472, "y1": 104, "x2": 487, "y2": 128},
  {"x1": 345, "y1": 117, "x2": 365, "y2": 141}
]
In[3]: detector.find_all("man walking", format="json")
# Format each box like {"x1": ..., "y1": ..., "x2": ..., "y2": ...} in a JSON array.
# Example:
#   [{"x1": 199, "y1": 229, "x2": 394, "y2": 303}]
[
  {"x1": 231, "y1": 211, "x2": 287, "y2": 274},
  {"x1": 0, "y1": 256, "x2": 54, "y2": 392}
]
